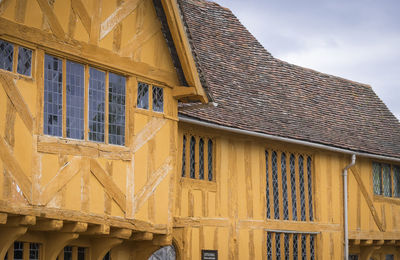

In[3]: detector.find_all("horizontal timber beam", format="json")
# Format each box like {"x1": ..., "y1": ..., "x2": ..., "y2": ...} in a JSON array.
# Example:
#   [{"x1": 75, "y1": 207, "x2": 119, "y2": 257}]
[
  {"x1": 131, "y1": 232, "x2": 153, "y2": 241},
  {"x1": 172, "y1": 86, "x2": 196, "y2": 99}
]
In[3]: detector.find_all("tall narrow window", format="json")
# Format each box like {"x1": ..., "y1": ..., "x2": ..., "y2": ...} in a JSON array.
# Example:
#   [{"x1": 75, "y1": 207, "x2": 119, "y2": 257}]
[
  {"x1": 266, "y1": 233, "x2": 272, "y2": 260},
  {"x1": 293, "y1": 234, "x2": 298, "y2": 260},
  {"x1": 108, "y1": 73, "x2": 126, "y2": 145},
  {"x1": 14, "y1": 242, "x2": 23, "y2": 260},
  {"x1": 310, "y1": 235, "x2": 315, "y2": 260},
  {"x1": 208, "y1": 139, "x2": 213, "y2": 181},
  {"x1": 152, "y1": 86, "x2": 164, "y2": 112},
  {"x1": 181, "y1": 135, "x2": 186, "y2": 177},
  {"x1": 373, "y1": 162, "x2": 382, "y2": 195},
  {"x1": 301, "y1": 234, "x2": 307, "y2": 260},
  {"x1": 290, "y1": 154, "x2": 297, "y2": 220},
  {"x1": 394, "y1": 166, "x2": 400, "y2": 198},
  {"x1": 29, "y1": 244, "x2": 40, "y2": 260},
  {"x1": 275, "y1": 233, "x2": 281, "y2": 259},
  {"x1": 44, "y1": 54, "x2": 63, "y2": 137},
  {"x1": 78, "y1": 248, "x2": 86, "y2": 260},
  {"x1": 307, "y1": 156, "x2": 314, "y2": 221},
  {"x1": 66, "y1": 61, "x2": 84, "y2": 140},
  {"x1": 383, "y1": 164, "x2": 392, "y2": 197},
  {"x1": 272, "y1": 151, "x2": 279, "y2": 219},
  {"x1": 199, "y1": 138, "x2": 204, "y2": 180},
  {"x1": 299, "y1": 155, "x2": 306, "y2": 221},
  {"x1": 89, "y1": 67, "x2": 105, "y2": 142},
  {"x1": 190, "y1": 136, "x2": 196, "y2": 179},
  {"x1": 137, "y1": 82, "x2": 149, "y2": 109},
  {"x1": 64, "y1": 246, "x2": 73, "y2": 260},
  {"x1": 266, "y1": 150, "x2": 271, "y2": 219},
  {"x1": 0, "y1": 39, "x2": 13, "y2": 71},
  {"x1": 284, "y1": 234, "x2": 290, "y2": 260},
  {"x1": 281, "y1": 153, "x2": 289, "y2": 220},
  {"x1": 17, "y1": 47, "x2": 32, "y2": 76}
]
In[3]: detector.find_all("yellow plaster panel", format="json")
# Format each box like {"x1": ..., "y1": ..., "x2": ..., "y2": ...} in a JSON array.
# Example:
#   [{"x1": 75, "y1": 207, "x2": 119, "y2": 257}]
[
  {"x1": 112, "y1": 160, "x2": 127, "y2": 196},
  {"x1": 40, "y1": 153, "x2": 60, "y2": 187},
  {"x1": 193, "y1": 189, "x2": 202, "y2": 217},
  {"x1": 13, "y1": 116, "x2": 32, "y2": 178},
  {"x1": 0, "y1": 159, "x2": 3, "y2": 200},
  {"x1": 120, "y1": 8, "x2": 137, "y2": 50},
  {"x1": 0, "y1": 87, "x2": 7, "y2": 135},
  {"x1": 154, "y1": 171, "x2": 170, "y2": 224},
  {"x1": 218, "y1": 139, "x2": 229, "y2": 217},
  {"x1": 217, "y1": 227, "x2": 229, "y2": 260},
  {"x1": 74, "y1": 18, "x2": 90, "y2": 43},
  {"x1": 253, "y1": 229, "x2": 263, "y2": 260},
  {"x1": 180, "y1": 188, "x2": 188, "y2": 217},
  {"x1": 89, "y1": 173, "x2": 105, "y2": 214},
  {"x1": 16, "y1": 79, "x2": 36, "y2": 116},
  {"x1": 238, "y1": 229, "x2": 249, "y2": 260},
  {"x1": 64, "y1": 171, "x2": 81, "y2": 211},
  {"x1": 111, "y1": 200, "x2": 124, "y2": 217},
  {"x1": 1, "y1": 0, "x2": 16, "y2": 21},
  {"x1": 53, "y1": 0, "x2": 71, "y2": 33},
  {"x1": 191, "y1": 227, "x2": 200, "y2": 259},
  {"x1": 24, "y1": 0, "x2": 43, "y2": 29},
  {"x1": 207, "y1": 191, "x2": 216, "y2": 217}
]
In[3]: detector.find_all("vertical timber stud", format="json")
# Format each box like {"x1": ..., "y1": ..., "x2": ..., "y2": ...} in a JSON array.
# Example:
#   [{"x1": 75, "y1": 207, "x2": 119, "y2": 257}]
[{"x1": 62, "y1": 59, "x2": 67, "y2": 138}]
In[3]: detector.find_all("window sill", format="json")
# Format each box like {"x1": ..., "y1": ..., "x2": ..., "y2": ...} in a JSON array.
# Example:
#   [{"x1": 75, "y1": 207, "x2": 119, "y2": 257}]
[
  {"x1": 180, "y1": 177, "x2": 217, "y2": 191},
  {"x1": 37, "y1": 135, "x2": 132, "y2": 160},
  {"x1": 0, "y1": 69, "x2": 33, "y2": 82},
  {"x1": 133, "y1": 107, "x2": 178, "y2": 121},
  {"x1": 373, "y1": 195, "x2": 400, "y2": 205}
]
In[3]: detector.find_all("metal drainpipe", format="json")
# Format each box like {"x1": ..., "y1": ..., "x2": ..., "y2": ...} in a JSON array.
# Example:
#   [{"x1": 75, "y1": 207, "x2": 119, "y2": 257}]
[{"x1": 343, "y1": 154, "x2": 356, "y2": 260}]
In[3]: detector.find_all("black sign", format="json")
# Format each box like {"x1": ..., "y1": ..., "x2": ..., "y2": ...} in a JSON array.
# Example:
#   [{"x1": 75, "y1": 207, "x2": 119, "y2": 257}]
[{"x1": 201, "y1": 250, "x2": 218, "y2": 260}]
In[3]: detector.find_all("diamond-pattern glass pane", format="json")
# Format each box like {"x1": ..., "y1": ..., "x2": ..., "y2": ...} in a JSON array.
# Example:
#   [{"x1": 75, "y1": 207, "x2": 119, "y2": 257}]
[
  {"x1": 272, "y1": 151, "x2": 280, "y2": 219},
  {"x1": 383, "y1": 164, "x2": 392, "y2": 197},
  {"x1": 266, "y1": 150, "x2": 270, "y2": 219},
  {"x1": 190, "y1": 136, "x2": 196, "y2": 179},
  {"x1": 152, "y1": 86, "x2": 163, "y2": 112},
  {"x1": 66, "y1": 61, "x2": 84, "y2": 140},
  {"x1": 266, "y1": 233, "x2": 272, "y2": 260},
  {"x1": 44, "y1": 54, "x2": 63, "y2": 137},
  {"x1": 310, "y1": 235, "x2": 315, "y2": 260},
  {"x1": 199, "y1": 138, "x2": 204, "y2": 180},
  {"x1": 137, "y1": 82, "x2": 149, "y2": 109},
  {"x1": 275, "y1": 233, "x2": 281, "y2": 260},
  {"x1": 299, "y1": 155, "x2": 306, "y2": 221},
  {"x1": 349, "y1": 255, "x2": 359, "y2": 260},
  {"x1": 64, "y1": 246, "x2": 72, "y2": 260},
  {"x1": 394, "y1": 166, "x2": 400, "y2": 198},
  {"x1": 108, "y1": 72, "x2": 126, "y2": 145},
  {"x1": 17, "y1": 47, "x2": 32, "y2": 76},
  {"x1": 78, "y1": 248, "x2": 86, "y2": 260},
  {"x1": 301, "y1": 234, "x2": 307, "y2": 260},
  {"x1": 293, "y1": 234, "x2": 298, "y2": 260},
  {"x1": 208, "y1": 139, "x2": 213, "y2": 181},
  {"x1": 89, "y1": 67, "x2": 105, "y2": 142},
  {"x1": 290, "y1": 154, "x2": 297, "y2": 221},
  {"x1": 373, "y1": 162, "x2": 382, "y2": 195},
  {"x1": 284, "y1": 234, "x2": 290, "y2": 260},
  {"x1": 307, "y1": 156, "x2": 314, "y2": 221},
  {"x1": 281, "y1": 153, "x2": 289, "y2": 220},
  {"x1": 29, "y1": 243, "x2": 40, "y2": 260},
  {"x1": 14, "y1": 242, "x2": 23, "y2": 260},
  {"x1": 182, "y1": 135, "x2": 186, "y2": 177},
  {"x1": 0, "y1": 39, "x2": 13, "y2": 71}
]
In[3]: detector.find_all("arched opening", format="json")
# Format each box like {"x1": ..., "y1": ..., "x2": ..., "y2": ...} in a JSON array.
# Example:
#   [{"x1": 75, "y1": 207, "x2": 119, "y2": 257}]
[{"x1": 148, "y1": 245, "x2": 176, "y2": 260}]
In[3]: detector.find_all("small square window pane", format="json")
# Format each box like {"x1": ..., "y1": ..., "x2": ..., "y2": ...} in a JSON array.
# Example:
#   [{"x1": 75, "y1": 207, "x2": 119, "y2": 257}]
[
  {"x1": 152, "y1": 86, "x2": 163, "y2": 112},
  {"x1": 137, "y1": 82, "x2": 149, "y2": 109},
  {"x1": 17, "y1": 47, "x2": 32, "y2": 76},
  {"x1": 0, "y1": 39, "x2": 14, "y2": 71}
]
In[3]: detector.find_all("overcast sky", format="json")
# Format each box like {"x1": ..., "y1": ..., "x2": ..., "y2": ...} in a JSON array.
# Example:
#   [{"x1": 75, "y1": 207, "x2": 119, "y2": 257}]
[{"x1": 212, "y1": 0, "x2": 400, "y2": 120}]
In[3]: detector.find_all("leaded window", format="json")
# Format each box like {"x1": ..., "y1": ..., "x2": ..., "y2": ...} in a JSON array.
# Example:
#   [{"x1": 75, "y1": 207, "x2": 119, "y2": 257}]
[
  {"x1": 66, "y1": 60, "x2": 84, "y2": 140},
  {"x1": 373, "y1": 162, "x2": 400, "y2": 198},
  {"x1": 137, "y1": 82, "x2": 149, "y2": 109},
  {"x1": 190, "y1": 136, "x2": 196, "y2": 179},
  {"x1": 17, "y1": 46, "x2": 32, "y2": 76},
  {"x1": 181, "y1": 135, "x2": 186, "y2": 177},
  {"x1": 29, "y1": 243, "x2": 39, "y2": 260},
  {"x1": 284, "y1": 234, "x2": 290, "y2": 260},
  {"x1": 290, "y1": 154, "x2": 297, "y2": 220},
  {"x1": 293, "y1": 234, "x2": 298, "y2": 260},
  {"x1": 0, "y1": 39, "x2": 14, "y2": 71},
  {"x1": 152, "y1": 86, "x2": 163, "y2": 112},
  {"x1": 108, "y1": 73, "x2": 126, "y2": 145},
  {"x1": 272, "y1": 151, "x2": 280, "y2": 219},
  {"x1": 307, "y1": 156, "x2": 314, "y2": 221},
  {"x1": 299, "y1": 155, "x2": 306, "y2": 221},
  {"x1": 349, "y1": 255, "x2": 359, "y2": 260},
  {"x1": 281, "y1": 153, "x2": 289, "y2": 220},
  {"x1": 301, "y1": 234, "x2": 307, "y2": 260},
  {"x1": 78, "y1": 248, "x2": 86, "y2": 260},
  {"x1": 44, "y1": 54, "x2": 63, "y2": 137},
  {"x1": 266, "y1": 150, "x2": 313, "y2": 221},
  {"x1": 266, "y1": 151, "x2": 271, "y2": 219},
  {"x1": 89, "y1": 68, "x2": 105, "y2": 142},
  {"x1": 64, "y1": 246, "x2": 73, "y2": 260},
  {"x1": 208, "y1": 139, "x2": 213, "y2": 181},
  {"x1": 267, "y1": 232, "x2": 315, "y2": 259},
  {"x1": 275, "y1": 233, "x2": 281, "y2": 259},
  {"x1": 43, "y1": 54, "x2": 126, "y2": 145},
  {"x1": 0, "y1": 39, "x2": 33, "y2": 76},
  {"x1": 266, "y1": 232, "x2": 272, "y2": 260},
  {"x1": 310, "y1": 235, "x2": 315, "y2": 260},
  {"x1": 199, "y1": 138, "x2": 204, "y2": 180},
  {"x1": 14, "y1": 242, "x2": 23, "y2": 260}
]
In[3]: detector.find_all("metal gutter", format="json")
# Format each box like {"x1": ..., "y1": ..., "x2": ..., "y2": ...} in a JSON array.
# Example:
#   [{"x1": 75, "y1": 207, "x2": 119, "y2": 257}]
[
  {"x1": 179, "y1": 116, "x2": 400, "y2": 163},
  {"x1": 264, "y1": 229, "x2": 320, "y2": 235}
]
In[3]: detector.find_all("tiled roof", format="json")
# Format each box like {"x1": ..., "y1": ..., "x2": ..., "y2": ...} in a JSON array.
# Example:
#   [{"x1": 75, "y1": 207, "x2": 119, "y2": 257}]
[{"x1": 177, "y1": 0, "x2": 400, "y2": 158}]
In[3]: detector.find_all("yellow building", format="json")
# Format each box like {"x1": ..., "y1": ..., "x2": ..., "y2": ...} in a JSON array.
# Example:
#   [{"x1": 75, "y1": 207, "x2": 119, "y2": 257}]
[{"x1": 0, "y1": 0, "x2": 399, "y2": 259}]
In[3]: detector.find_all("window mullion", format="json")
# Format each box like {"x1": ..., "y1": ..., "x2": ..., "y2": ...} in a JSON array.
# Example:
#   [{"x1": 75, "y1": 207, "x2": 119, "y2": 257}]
[
  {"x1": 149, "y1": 85, "x2": 153, "y2": 111},
  {"x1": 84, "y1": 65, "x2": 89, "y2": 141},
  {"x1": 105, "y1": 71, "x2": 109, "y2": 144},
  {"x1": 62, "y1": 59, "x2": 67, "y2": 138},
  {"x1": 23, "y1": 242, "x2": 29, "y2": 260},
  {"x1": 12, "y1": 44, "x2": 18, "y2": 73}
]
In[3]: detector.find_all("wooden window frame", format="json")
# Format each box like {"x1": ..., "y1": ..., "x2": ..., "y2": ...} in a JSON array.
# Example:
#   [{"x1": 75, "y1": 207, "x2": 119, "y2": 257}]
[
  {"x1": 42, "y1": 53, "x2": 128, "y2": 147},
  {"x1": 372, "y1": 161, "x2": 400, "y2": 200},
  {"x1": 5, "y1": 241, "x2": 43, "y2": 260},
  {"x1": 136, "y1": 81, "x2": 165, "y2": 114}
]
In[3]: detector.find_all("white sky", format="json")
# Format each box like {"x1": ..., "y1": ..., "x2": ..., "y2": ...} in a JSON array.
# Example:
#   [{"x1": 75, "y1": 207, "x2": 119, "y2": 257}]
[{"x1": 212, "y1": 0, "x2": 400, "y2": 120}]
